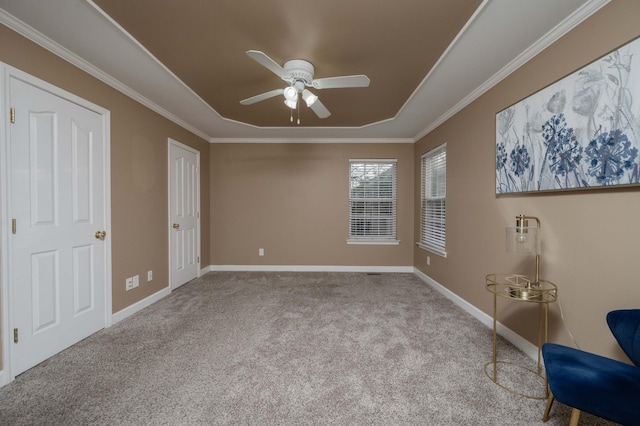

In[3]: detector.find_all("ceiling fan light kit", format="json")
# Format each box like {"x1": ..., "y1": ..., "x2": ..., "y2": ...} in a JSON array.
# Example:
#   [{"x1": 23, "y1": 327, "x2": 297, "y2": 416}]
[
  {"x1": 240, "y1": 50, "x2": 370, "y2": 123},
  {"x1": 283, "y1": 85, "x2": 298, "y2": 109},
  {"x1": 302, "y1": 89, "x2": 318, "y2": 107},
  {"x1": 283, "y1": 85, "x2": 298, "y2": 100}
]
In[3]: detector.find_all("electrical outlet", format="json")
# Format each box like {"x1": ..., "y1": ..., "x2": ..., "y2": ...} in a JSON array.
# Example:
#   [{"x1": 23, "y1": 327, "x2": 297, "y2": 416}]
[
  {"x1": 125, "y1": 277, "x2": 133, "y2": 291},
  {"x1": 133, "y1": 275, "x2": 140, "y2": 288},
  {"x1": 147, "y1": 270, "x2": 153, "y2": 282},
  {"x1": 259, "y1": 248, "x2": 264, "y2": 256},
  {"x1": 427, "y1": 256, "x2": 431, "y2": 266}
]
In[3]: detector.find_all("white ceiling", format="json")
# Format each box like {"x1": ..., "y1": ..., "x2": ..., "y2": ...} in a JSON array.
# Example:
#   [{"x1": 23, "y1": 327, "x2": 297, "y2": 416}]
[{"x1": 0, "y1": 0, "x2": 609, "y2": 143}]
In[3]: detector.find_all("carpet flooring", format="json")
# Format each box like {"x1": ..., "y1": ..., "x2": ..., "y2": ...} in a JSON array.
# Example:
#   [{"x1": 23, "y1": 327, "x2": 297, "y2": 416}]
[{"x1": 0, "y1": 272, "x2": 617, "y2": 425}]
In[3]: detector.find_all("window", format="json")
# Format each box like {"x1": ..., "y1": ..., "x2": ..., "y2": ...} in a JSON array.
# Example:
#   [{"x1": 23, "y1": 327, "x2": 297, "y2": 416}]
[
  {"x1": 420, "y1": 144, "x2": 447, "y2": 256},
  {"x1": 348, "y1": 159, "x2": 398, "y2": 244}
]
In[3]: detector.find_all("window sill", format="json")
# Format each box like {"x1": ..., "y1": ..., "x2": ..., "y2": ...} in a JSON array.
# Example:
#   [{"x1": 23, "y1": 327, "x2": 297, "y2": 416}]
[
  {"x1": 347, "y1": 239, "x2": 400, "y2": 246},
  {"x1": 416, "y1": 242, "x2": 447, "y2": 258}
]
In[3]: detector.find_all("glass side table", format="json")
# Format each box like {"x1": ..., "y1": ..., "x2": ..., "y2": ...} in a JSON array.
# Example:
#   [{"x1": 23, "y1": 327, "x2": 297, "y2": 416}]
[{"x1": 484, "y1": 273, "x2": 557, "y2": 399}]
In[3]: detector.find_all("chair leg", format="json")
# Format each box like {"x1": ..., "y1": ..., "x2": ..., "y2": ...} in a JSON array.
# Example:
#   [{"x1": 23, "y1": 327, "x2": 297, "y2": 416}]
[
  {"x1": 569, "y1": 408, "x2": 581, "y2": 426},
  {"x1": 542, "y1": 392, "x2": 555, "y2": 422}
]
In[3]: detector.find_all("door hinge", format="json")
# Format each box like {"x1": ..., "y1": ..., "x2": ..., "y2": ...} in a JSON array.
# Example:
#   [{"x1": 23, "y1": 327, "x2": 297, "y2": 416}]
[
  {"x1": 197, "y1": 212, "x2": 200, "y2": 219},
  {"x1": 10, "y1": 107, "x2": 15, "y2": 123},
  {"x1": 13, "y1": 328, "x2": 18, "y2": 343},
  {"x1": 197, "y1": 256, "x2": 200, "y2": 263},
  {"x1": 11, "y1": 218, "x2": 16, "y2": 234}
]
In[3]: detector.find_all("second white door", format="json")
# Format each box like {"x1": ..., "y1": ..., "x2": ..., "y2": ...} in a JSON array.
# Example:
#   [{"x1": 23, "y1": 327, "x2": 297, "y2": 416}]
[{"x1": 169, "y1": 139, "x2": 200, "y2": 289}]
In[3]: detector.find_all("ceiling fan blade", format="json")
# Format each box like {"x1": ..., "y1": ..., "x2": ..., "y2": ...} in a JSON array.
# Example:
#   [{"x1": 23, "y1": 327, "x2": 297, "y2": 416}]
[
  {"x1": 240, "y1": 88, "x2": 284, "y2": 105},
  {"x1": 246, "y1": 50, "x2": 291, "y2": 81},
  {"x1": 312, "y1": 75, "x2": 370, "y2": 90},
  {"x1": 309, "y1": 98, "x2": 331, "y2": 119}
]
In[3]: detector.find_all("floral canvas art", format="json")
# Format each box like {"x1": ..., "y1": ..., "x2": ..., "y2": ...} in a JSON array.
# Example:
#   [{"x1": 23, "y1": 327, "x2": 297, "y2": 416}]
[{"x1": 496, "y1": 37, "x2": 640, "y2": 193}]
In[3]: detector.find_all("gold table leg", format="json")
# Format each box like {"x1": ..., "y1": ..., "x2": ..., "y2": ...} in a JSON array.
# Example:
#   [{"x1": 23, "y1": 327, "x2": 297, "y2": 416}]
[{"x1": 492, "y1": 292, "x2": 497, "y2": 381}]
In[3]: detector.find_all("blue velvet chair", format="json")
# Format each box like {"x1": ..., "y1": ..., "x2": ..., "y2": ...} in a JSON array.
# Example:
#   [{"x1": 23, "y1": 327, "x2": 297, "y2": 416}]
[{"x1": 542, "y1": 309, "x2": 640, "y2": 426}]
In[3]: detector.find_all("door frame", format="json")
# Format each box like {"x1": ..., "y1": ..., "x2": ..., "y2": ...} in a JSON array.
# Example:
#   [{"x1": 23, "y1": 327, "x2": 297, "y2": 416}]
[
  {"x1": 167, "y1": 138, "x2": 200, "y2": 290},
  {"x1": 0, "y1": 64, "x2": 112, "y2": 386}
]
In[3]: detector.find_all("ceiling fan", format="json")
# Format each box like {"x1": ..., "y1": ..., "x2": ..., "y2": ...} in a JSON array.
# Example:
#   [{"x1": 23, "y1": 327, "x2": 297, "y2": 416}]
[{"x1": 240, "y1": 50, "x2": 370, "y2": 120}]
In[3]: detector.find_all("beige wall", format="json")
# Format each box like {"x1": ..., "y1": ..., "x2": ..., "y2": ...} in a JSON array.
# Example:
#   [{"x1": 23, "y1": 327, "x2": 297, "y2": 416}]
[
  {"x1": 0, "y1": 24, "x2": 211, "y2": 318},
  {"x1": 414, "y1": 0, "x2": 640, "y2": 361},
  {"x1": 210, "y1": 143, "x2": 414, "y2": 267}
]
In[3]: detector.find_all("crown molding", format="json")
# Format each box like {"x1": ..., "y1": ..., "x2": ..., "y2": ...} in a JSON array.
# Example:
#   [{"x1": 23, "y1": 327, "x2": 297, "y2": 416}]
[
  {"x1": 209, "y1": 137, "x2": 414, "y2": 144},
  {"x1": 0, "y1": 8, "x2": 211, "y2": 142},
  {"x1": 413, "y1": 0, "x2": 611, "y2": 142}
]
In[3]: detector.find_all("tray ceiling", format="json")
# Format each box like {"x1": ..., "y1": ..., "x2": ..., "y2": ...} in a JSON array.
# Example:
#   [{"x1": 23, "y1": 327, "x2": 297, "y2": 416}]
[{"x1": 0, "y1": 0, "x2": 607, "y2": 142}]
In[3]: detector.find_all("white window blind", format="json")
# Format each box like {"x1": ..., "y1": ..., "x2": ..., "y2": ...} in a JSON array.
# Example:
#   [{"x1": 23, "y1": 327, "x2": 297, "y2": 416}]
[
  {"x1": 348, "y1": 160, "x2": 398, "y2": 244},
  {"x1": 420, "y1": 144, "x2": 447, "y2": 256}
]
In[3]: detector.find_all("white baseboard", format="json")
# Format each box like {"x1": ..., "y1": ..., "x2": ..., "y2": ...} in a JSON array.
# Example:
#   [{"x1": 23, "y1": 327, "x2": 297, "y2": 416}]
[
  {"x1": 111, "y1": 286, "x2": 171, "y2": 324},
  {"x1": 208, "y1": 265, "x2": 414, "y2": 273},
  {"x1": 413, "y1": 268, "x2": 539, "y2": 361},
  {"x1": 200, "y1": 265, "x2": 213, "y2": 275}
]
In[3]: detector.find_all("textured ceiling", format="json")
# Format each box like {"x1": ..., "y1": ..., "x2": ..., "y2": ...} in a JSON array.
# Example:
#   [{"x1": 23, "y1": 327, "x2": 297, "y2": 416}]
[{"x1": 92, "y1": 0, "x2": 482, "y2": 128}]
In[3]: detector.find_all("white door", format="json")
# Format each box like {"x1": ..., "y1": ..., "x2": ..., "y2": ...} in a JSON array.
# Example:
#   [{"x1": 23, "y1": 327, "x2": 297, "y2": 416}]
[
  {"x1": 8, "y1": 75, "x2": 108, "y2": 376},
  {"x1": 169, "y1": 139, "x2": 199, "y2": 289}
]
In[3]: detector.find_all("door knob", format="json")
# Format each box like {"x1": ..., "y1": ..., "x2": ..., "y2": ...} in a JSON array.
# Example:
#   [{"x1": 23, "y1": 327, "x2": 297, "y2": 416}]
[
  {"x1": 172, "y1": 223, "x2": 180, "y2": 229},
  {"x1": 95, "y1": 230, "x2": 107, "y2": 240}
]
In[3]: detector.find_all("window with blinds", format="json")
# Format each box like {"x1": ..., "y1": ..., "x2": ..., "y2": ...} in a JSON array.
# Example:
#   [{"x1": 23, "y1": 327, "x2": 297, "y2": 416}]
[
  {"x1": 420, "y1": 144, "x2": 447, "y2": 256},
  {"x1": 348, "y1": 160, "x2": 398, "y2": 244}
]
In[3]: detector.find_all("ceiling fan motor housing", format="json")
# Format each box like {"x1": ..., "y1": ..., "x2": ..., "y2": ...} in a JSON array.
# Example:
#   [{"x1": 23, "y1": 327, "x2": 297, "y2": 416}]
[{"x1": 283, "y1": 59, "x2": 315, "y2": 85}]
